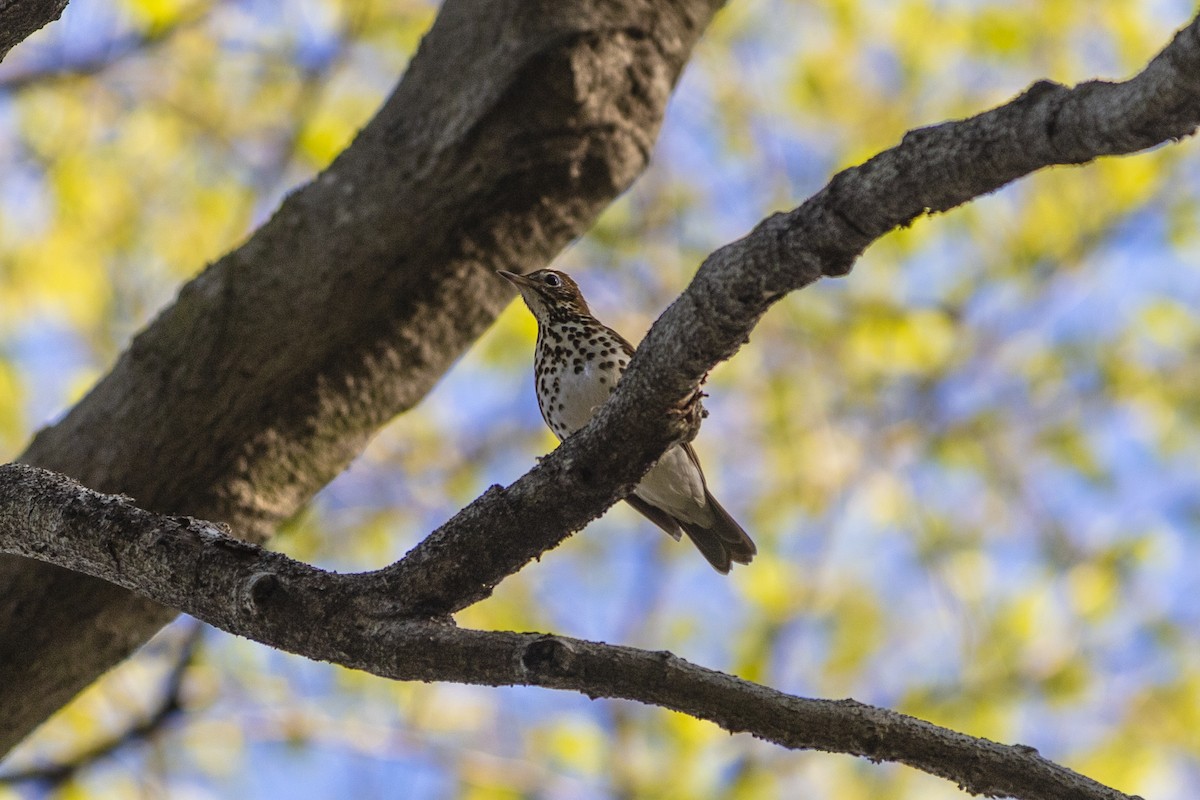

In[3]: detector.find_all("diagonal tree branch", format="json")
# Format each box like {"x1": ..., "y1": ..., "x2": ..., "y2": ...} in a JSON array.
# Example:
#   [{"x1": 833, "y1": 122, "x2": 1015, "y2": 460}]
[
  {"x1": 0, "y1": 0, "x2": 725, "y2": 756},
  {"x1": 0, "y1": 463, "x2": 1136, "y2": 800},
  {"x1": 4, "y1": 1, "x2": 1196, "y2": 777},
  {"x1": 0, "y1": 0, "x2": 69, "y2": 64},
  {"x1": 376, "y1": 11, "x2": 1200, "y2": 618}
]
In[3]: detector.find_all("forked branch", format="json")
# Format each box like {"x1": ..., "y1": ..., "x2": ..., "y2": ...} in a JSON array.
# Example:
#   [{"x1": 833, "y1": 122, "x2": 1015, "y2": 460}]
[
  {"x1": 2, "y1": 10, "x2": 1197, "y2": 800},
  {"x1": 0, "y1": 463, "x2": 1135, "y2": 800}
]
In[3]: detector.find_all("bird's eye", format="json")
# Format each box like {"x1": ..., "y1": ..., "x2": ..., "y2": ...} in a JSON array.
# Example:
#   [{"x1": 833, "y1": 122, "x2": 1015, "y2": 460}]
[{"x1": 544, "y1": 273, "x2": 562, "y2": 287}]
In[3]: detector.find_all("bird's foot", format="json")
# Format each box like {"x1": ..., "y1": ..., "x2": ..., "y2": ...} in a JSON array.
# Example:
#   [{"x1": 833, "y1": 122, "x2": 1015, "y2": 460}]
[{"x1": 669, "y1": 387, "x2": 708, "y2": 441}]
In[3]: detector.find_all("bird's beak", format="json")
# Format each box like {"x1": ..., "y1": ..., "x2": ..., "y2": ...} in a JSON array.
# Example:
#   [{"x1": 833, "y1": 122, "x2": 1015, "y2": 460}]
[{"x1": 497, "y1": 270, "x2": 531, "y2": 288}]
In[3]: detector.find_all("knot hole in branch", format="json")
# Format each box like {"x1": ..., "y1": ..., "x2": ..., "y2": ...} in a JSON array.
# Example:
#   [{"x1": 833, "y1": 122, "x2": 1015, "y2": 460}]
[
  {"x1": 243, "y1": 571, "x2": 283, "y2": 615},
  {"x1": 521, "y1": 635, "x2": 577, "y2": 678}
]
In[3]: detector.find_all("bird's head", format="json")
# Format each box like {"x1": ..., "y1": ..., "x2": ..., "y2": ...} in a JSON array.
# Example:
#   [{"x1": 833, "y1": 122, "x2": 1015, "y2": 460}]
[{"x1": 498, "y1": 269, "x2": 591, "y2": 324}]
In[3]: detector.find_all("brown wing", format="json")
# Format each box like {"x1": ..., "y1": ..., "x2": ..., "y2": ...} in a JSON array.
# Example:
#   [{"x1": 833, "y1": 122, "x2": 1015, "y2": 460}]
[
  {"x1": 607, "y1": 328, "x2": 755, "y2": 572},
  {"x1": 625, "y1": 443, "x2": 757, "y2": 573},
  {"x1": 603, "y1": 325, "x2": 636, "y2": 360},
  {"x1": 676, "y1": 443, "x2": 757, "y2": 573},
  {"x1": 624, "y1": 493, "x2": 683, "y2": 541}
]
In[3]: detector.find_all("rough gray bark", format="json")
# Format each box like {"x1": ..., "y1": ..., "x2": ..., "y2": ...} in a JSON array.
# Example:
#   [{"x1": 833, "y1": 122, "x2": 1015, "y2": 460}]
[
  {"x1": 0, "y1": 463, "x2": 1139, "y2": 800},
  {"x1": 0, "y1": 0, "x2": 68, "y2": 63},
  {"x1": 1, "y1": 13, "x2": 1197, "y2": 796},
  {"x1": 368, "y1": 14, "x2": 1200, "y2": 620},
  {"x1": 0, "y1": 0, "x2": 724, "y2": 755}
]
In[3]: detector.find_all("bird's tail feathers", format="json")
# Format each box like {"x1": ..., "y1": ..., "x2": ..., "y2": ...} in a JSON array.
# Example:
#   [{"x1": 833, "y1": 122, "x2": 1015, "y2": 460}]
[
  {"x1": 678, "y1": 490, "x2": 757, "y2": 574},
  {"x1": 624, "y1": 491, "x2": 756, "y2": 574}
]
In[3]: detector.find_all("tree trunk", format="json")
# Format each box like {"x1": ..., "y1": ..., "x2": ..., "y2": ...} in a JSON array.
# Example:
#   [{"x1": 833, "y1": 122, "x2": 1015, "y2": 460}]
[{"x1": 0, "y1": 0, "x2": 724, "y2": 756}]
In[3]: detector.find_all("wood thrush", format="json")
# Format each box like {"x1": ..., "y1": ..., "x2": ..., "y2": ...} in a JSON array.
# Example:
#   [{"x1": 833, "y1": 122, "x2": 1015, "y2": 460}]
[{"x1": 499, "y1": 269, "x2": 756, "y2": 573}]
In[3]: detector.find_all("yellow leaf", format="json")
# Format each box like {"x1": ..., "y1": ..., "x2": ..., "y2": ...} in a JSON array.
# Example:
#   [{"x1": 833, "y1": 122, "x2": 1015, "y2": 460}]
[
  {"x1": 971, "y1": 8, "x2": 1027, "y2": 56},
  {"x1": 941, "y1": 549, "x2": 993, "y2": 604},
  {"x1": 738, "y1": 558, "x2": 799, "y2": 621},
  {"x1": 1065, "y1": 562, "x2": 1118, "y2": 618},
  {"x1": 861, "y1": 471, "x2": 910, "y2": 526},
  {"x1": 0, "y1": 361, "x2": 26, "y2": 451},
  {"x1": 14, "y1": 234, "x2": 111, "y2": 326},
  {"x1": 845, "y1": 309, "x2": 958, "y2": 376},
  {"x1": 124, "y1": 0, "x2": 190, "y2": 29},
  {"x1": 531, "y1": 716, "x2": 608, "y2": 776},
  {"x1": 1139, "y1": 299, "x2": 1198, "y2": 349},
  {"x1": 824, "y1": 591, "x2": 881, "y2": 679}
]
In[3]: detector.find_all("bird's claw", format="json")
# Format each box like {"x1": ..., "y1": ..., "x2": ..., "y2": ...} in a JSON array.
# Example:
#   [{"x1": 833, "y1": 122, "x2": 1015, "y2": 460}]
[{"x1": 669, "y1": 387, "x2": 708, "y2": 439}]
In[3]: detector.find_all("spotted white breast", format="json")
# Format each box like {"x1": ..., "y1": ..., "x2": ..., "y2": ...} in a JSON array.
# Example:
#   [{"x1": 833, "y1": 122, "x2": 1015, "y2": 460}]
[{"x1": 534, "y1": 322, "x2": 712, "y2": 527}]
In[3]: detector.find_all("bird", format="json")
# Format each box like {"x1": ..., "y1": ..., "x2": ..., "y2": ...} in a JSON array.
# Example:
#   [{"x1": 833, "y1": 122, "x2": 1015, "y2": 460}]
[{"x1": 498, "y1": 268, "x2": 756, "y2": 573}]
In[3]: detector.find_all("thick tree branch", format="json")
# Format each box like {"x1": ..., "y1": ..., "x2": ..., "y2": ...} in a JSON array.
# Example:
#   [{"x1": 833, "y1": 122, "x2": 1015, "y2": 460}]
[
  {"x1": 379, "y1": 12, "x2": 1200, "y2": 617},
  {"x1": 0, "y1": 0, "x2": 68, "y2": 64},
  {"x1": 0, "y1": 464, "x2": 1135, "y2": 800},
  {"x1": 4, "y1": 2, "x2": 1196, "y2": 778},
  {"x1": 0, "y1": 0, "x2": 724, "y2": 756}
]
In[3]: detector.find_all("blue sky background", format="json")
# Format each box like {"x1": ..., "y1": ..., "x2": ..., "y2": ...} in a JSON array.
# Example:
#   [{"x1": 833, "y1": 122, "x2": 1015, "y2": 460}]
[{"x1": 2, "y1": 1, "x2": 1200, "y2": 798}]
